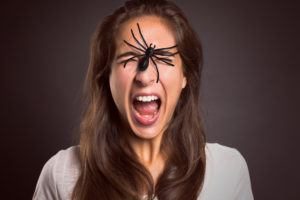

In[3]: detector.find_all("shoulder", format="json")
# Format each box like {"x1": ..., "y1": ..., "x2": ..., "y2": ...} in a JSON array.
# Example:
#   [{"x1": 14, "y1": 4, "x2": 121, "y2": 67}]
[
  {"x1": 204, "y1": 143, "x2": 247, "y2": 188},
  {"x1": 205, "y1": 143, "x2": 246, "y2": 167},
  {"x1": 200, "y1": 143, "x2": 254, "y2": 200},
  {"x1": 33, "y1": 146, "x2": 80, "y2": 200}
]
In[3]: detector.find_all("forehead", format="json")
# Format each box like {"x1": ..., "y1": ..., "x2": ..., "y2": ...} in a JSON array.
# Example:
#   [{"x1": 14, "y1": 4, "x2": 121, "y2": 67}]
[{"x1": 116, "y1": 15, "x2": 176, "y2": 49}]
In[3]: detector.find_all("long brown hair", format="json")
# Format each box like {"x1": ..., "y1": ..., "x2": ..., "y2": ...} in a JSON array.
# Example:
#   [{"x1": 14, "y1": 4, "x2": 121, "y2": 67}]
[{"x1": 72, "y1": 0, "x2": 206, "y2": 199}]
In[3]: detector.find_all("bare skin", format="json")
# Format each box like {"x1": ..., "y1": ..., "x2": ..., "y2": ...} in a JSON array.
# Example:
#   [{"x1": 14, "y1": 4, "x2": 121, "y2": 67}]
[{"x1": 128, "y1": 130, "x2": 165, "y2": 184}]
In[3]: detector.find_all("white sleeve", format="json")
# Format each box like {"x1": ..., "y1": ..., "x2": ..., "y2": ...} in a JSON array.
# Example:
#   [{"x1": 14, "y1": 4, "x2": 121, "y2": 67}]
[
  {"x1": 33, "y1": 155, "x2": 59, "y2": 200},
  {"x1": 233, "y1": 151, "x2": 254, "y2": 200}
]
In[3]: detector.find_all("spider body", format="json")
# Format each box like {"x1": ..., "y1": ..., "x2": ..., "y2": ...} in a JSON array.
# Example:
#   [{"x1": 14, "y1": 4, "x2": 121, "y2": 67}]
[
  {"x1": 138, "y1": 45, "x2": 155, "y2": 71},
  {"x1": 123, "y1": 23, "x2": 178, "y2": 82}
]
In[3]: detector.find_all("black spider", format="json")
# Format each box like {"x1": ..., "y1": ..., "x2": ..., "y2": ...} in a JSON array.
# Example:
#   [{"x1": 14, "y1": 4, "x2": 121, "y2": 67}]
[{"x1": 121, "y1": 23, "x2": 178, "y2": 83}]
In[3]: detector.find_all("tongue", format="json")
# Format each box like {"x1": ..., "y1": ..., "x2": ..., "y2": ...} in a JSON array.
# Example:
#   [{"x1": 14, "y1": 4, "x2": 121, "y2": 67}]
[{"x1": 134, "y1": 101, "x2": 158, "y2": 115}]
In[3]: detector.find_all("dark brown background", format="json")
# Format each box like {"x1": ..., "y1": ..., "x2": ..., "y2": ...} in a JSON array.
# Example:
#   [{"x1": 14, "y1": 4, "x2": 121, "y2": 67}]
[{"x1": 1, "y1": 0, "x2": 299, "y2": 199}]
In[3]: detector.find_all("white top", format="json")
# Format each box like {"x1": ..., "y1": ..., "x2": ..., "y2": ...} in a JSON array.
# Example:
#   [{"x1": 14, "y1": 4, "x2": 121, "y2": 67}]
[{"x1": 33, "y1": 143, "x2": 254, "y2": 200}]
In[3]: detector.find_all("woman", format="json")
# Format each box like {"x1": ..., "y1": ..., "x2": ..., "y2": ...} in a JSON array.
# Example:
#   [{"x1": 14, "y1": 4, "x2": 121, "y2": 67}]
[{"x1": 33, "y1": 0, "x2": 254, "y2": 199}]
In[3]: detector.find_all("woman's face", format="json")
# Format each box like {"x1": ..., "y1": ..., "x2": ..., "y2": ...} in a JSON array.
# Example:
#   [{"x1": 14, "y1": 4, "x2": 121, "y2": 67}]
[{"x1": 109, "y1": 15, "x2": 186, "y2": 140}]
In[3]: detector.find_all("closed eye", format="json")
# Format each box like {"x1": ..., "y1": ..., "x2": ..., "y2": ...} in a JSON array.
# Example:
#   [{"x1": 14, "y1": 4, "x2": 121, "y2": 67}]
[
  {"x1": 154, "y1": 49, "x2": 177, "y2": 57},
  {"x1": 153, "y1": 56, "x2": 175, "y2": 66},
  {"x1": 116, "y1": 51, "x2": 141, "y2": 64}
]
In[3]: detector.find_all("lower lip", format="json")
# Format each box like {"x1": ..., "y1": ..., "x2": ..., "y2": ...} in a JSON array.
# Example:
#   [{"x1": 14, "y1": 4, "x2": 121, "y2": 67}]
[{"x1": 131, "y1": 105, "x2": 160, "y2": 126}]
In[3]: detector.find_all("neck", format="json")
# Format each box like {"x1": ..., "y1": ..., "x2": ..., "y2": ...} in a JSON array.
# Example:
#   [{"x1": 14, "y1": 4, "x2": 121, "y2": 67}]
[{"x1": 126, "y1": 132, "x2": 166, "y2": 184}]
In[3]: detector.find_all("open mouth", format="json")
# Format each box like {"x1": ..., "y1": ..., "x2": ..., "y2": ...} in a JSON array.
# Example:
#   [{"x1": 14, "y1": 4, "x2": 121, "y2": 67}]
[{"x1": 132, "y1": 95, "x2": 161, "y2": 126}]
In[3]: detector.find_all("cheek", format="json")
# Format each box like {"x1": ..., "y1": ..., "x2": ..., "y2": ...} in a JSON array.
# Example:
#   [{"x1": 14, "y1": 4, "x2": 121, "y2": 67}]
[
  {"x1": 109, "y1": 66, "x2": 133, "y2": 108},
  {"x1": 159, "y1": 67, "x2": 185, "y2": 108},
  {"x1": 160, "y1": 65, "x2": 185, "y2": 90},
  {"x1": 112, "y1": 72, "x2": 127, "y2": 89}
]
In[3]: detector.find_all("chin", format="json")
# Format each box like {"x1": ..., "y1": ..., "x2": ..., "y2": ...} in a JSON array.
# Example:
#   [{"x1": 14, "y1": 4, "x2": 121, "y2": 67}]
[{"x1": 130, "y1": 126, "x2": 164, "y2": 140}]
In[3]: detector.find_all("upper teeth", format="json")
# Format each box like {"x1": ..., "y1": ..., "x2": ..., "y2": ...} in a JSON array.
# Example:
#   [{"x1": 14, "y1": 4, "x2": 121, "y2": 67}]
[{"x1": 136, "y1": 95, "x2": 159, "y2": 102}]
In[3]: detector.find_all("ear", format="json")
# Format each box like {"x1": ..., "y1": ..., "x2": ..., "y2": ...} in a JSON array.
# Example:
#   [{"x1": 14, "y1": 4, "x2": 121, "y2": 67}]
[{"x1": 182, "y1": 76, "x2": 187, "y2": 89}]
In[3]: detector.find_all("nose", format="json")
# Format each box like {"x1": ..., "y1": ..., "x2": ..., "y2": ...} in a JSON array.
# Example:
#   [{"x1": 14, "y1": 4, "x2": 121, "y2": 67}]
[{"x1": 134, "y1": 62, "x2": 157, "y2": 86}]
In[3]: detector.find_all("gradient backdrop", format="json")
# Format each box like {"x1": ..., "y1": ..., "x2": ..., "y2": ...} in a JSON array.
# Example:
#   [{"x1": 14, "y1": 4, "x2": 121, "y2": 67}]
[{"x1": 1, "y1": 0, "x2": 299, "y2": 199}]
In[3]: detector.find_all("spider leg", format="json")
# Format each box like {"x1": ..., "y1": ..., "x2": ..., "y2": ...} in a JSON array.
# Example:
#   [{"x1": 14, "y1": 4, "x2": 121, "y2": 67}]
[
  {"x1": 155, "y1": 44, "x2": 177, "y2": 51},
  {"x1": 123, "y1": 54, "x2": 142, "y2": 68},
  {"x1": 152, "y1": 55, "x2": 172, "y2": 62},
  {"x1": 137, "y1": 23, "x2": 149, "y2": 48},
  {"x1": 131, "y1": 29, "x2": 147, "y2": 51},
  {"x1": 153, "y1": 55, "x2": 175, "y2": 66},
  {"x1": 150, "y1": 57, "x2": 160, "y2": 83},
  {"x1": 123, "y1": 40, "x2": 145, "y2": 52}
]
